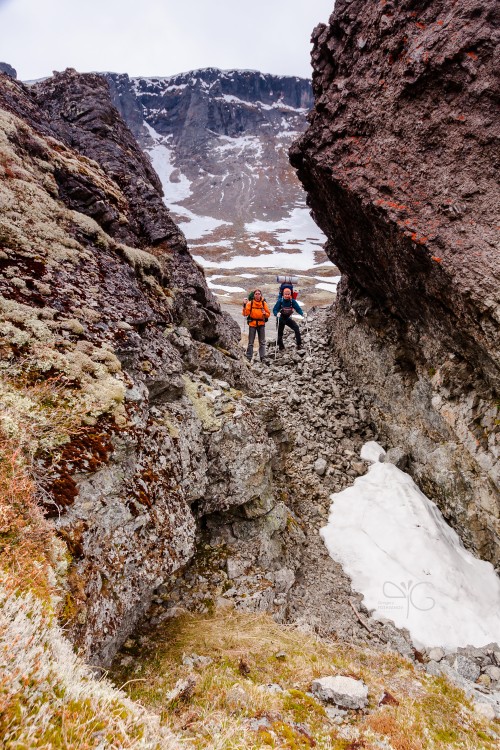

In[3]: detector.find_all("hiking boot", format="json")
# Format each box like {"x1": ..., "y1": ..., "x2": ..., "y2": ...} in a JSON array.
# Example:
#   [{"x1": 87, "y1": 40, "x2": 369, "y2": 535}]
[
  {"x1": 278, "y1": 343, "x2": 285, "y2": 351},
  {"x1": 296, "y1": 342, "x2": 303, "y2": 349},
  {"x1": 261, "y1": 357, "x2": 270, "y2": 366}
]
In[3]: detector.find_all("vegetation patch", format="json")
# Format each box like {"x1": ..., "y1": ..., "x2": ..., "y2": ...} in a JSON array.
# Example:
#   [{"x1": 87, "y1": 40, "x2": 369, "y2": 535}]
[
  {"x1": 110, "y1": 609, "x2": 499, "y2": 749},
  {"x1": 0, "y1": 434, "x2": 181, "y2": 749}
]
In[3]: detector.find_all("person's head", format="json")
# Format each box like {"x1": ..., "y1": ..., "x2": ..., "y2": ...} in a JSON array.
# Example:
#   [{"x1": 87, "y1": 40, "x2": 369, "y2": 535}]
[
  {"x1": 283, "y1": 288, "x2": 292, "y2": 299},
  {"x1": 253, "y1": 289, "x2": 262, "y2": 299}
]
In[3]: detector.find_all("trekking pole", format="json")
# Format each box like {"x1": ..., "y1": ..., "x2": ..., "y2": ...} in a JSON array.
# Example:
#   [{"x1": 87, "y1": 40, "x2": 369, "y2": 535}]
[
  {"x1": 274, "y1": 314, "x2": 280, "y2": 360},
  {"x1": 304, "y1": 314, "x2": 313, "y2": 357}
]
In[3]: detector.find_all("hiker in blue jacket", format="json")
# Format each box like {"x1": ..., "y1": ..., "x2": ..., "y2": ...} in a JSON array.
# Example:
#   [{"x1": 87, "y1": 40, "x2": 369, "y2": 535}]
[{"x1": 273, "y1": 287, "x2": 304, "y2": 350}]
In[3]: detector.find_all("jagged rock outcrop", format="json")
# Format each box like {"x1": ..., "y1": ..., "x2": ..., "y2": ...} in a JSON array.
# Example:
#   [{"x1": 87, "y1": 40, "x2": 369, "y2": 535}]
[
  {"x1": 0, "y1": 69, "x2": 281, "y2": 664},
  {"x1": 291, "y1": 1, "x2": 500, "y2": 565},
  {"x1": 0, "y1": 63, "x2": 16, "y2": 79},
  {"x1": 32, "y1": 68, "x2": 239, "y2": 346}
]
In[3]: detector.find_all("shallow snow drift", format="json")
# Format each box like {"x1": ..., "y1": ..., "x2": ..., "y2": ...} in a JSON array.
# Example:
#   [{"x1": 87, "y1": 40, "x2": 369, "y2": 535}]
[{"x1": 321, "y1": 443, "x2": 500, "y2": 650}]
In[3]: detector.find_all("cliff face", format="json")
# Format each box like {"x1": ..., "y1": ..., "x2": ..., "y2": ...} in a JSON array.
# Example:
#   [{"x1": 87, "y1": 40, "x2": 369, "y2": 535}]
[
  {"x1": 105, "y1": 69, "x2": 327, "y2": 270},
  {"x1": 291, "y1": 1, "x2": 500, "y2": 565},
  {"x1": 0, "y1": 69, "x2": 279, "y2": 664}
]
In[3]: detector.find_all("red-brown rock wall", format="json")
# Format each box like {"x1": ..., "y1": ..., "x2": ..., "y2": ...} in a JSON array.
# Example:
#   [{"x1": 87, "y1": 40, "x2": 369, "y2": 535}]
[{"x1": 291, "y1": 0, "x2": 499, "y2": 565}]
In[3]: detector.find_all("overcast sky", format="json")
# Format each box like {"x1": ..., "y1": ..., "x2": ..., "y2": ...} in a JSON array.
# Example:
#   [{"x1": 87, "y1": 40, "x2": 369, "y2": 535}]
[{"x1": 0, "y1": 0, "x2": 334, "y2": 81}]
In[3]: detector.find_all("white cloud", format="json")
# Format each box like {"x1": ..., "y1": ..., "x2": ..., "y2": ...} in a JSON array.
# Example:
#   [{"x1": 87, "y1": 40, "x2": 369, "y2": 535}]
[{"x1": 0, "y1": 0, "x2": 334, "y2": 81}]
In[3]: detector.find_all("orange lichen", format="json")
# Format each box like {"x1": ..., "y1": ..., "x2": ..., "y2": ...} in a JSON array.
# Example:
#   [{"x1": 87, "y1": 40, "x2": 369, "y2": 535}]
[
  {"x1": 411, "y1": 233, "x2": 428, "y2": 245},
  {"x1": 432, "y1": 256, "x2": 443, "y2": 263},
  {"x1": 375, "y1": 199, "x2": 408, "y2": 212},
  {"x1": 465, "y1": 50, "x2": 478, "y2": 60}
]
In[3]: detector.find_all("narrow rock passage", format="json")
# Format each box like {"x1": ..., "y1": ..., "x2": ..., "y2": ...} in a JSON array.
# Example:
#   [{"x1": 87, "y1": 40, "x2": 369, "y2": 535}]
[
  {"x1": 257, "y1": 308, "x2": 415, "y2": 658},
  {"x1": 143, "y1": 308, "x2": 416, "y2": 660}
]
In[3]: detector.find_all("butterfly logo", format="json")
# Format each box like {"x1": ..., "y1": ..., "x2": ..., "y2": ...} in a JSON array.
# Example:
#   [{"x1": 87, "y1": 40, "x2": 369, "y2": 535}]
[{"x1": 382, "y1": 580, "x2": 435, "y2": 618}]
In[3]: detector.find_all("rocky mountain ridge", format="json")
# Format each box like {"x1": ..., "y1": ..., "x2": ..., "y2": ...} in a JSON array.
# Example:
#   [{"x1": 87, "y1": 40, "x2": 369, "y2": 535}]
[
  {"x1": 291, "y1": 0, "x2": 500, "y2": 568},
  {"x1": 106, "y1": 68, "x2": 334, "y2": 314}
]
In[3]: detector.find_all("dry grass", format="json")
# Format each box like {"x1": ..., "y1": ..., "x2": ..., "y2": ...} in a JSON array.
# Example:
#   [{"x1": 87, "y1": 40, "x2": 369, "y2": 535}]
[
  {"x1": 0, "y1": 436, "x2": 179, "y2": 749},
  {"x1": 0, "y1": 437, "x2": 65, "y2": 604},
  {"x1": 110, "y1": 609, "x2": 500, "y2": 749}
]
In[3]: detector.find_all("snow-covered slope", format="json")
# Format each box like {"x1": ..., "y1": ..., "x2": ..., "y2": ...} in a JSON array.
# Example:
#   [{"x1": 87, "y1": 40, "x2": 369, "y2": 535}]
[{"x1": 321, "y1": 442, "x2": 500, "y2": 651}]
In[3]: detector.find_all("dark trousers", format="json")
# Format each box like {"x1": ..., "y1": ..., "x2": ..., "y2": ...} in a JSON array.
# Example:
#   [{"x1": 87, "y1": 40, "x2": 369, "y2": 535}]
[
  {"x1": 278, "y1": 315, "x2": 301, "y2": 347},
  {"x1": 247, "y1": 324, "x2": 266, "y2": 360}
]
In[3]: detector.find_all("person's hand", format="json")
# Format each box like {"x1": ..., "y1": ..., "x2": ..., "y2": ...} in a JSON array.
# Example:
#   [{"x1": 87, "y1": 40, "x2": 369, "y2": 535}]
[{"x1": 303, "y1": 312, "x2": 308, "y2": 318}]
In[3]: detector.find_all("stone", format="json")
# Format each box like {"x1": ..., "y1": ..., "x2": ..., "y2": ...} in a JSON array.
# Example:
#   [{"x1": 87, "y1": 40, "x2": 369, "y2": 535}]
[
  {"x1": 428, "y1": 647, "x2": 445, "y2": 663},
  {"x1": 324, "y1": 706, "x2": 347, "y2": 721},
  {"x1": 474, "y1": 701, "x2": 496, "y2": 721},
  {"x1": 453, "y1": 655, "x2": 481, "y2": 683},
  {"x1": 314, "y1": 458, "x2": 328, "y2": 476},
  {"x1": 166, "y1": 676, "x2": 196, "y2": 703},
  {"x1": 182, "y1": 653, "x2": 213, "y2": 669},
  {"x1": 425, "y1": 661, "x2": 442, "y2": 677},
  {"x1": 226, "y1": 557, "x2": 248, "y2": 580},
  {"x1": 248, "y1": 716, "x2": 272, "y2": 731},
  {"x1": 272, "y1": 568, "x2": 295, "y2": 594},
  {"x1": 485, "y1": 665, "x2": 500, "y2": 681},
  {"x1": 383, "y1": 447, "x2": 409, "y2": 471},
  {"x1": 351, "y1": 461, "x2": 366, "y2": 475},
  {"x1": 477, "y1": 674, "x2": 491, "y2": 687},
  {"x1": 311, "y1": 675, "x2": 368, "y2": 709}
]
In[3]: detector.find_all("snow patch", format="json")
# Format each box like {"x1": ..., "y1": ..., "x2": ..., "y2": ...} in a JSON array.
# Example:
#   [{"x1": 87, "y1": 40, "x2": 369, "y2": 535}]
[
  {"x1": 321, "y1": 443, "x2": 500, "y2": 650},
  {"x1": 315, "y1": 281, "x2": 340, "y2": 294},
  {"x1": 143, "y1": 123, "x2": 192, "y2": 203},
  {"x1": 171, "y1": 206, "x2": 231, "y2": 240},
  {"x1": 245, "y1": 208, "x2": 325, "y2": 245},
  {"x1": 207, "y1": 280, "x2": 246, "y2": 294},
  {"x1": 194, "y1": 248, "x2": 325, "y2": 271},
  {"x1": 360, "y1": 441, "x2": 386, "y2": 463}
]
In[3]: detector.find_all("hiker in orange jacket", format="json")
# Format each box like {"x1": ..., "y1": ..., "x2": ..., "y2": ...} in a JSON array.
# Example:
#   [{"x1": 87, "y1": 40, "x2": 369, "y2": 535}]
[{"x1": 242, "y1": 289, "x2": 271, "y2": 364}]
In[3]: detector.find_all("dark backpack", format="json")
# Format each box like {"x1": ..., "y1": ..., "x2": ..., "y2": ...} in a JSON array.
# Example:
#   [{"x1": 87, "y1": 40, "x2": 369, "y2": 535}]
[{"x1": 279, "y1": 282, "x2": 293, "y2": 296}]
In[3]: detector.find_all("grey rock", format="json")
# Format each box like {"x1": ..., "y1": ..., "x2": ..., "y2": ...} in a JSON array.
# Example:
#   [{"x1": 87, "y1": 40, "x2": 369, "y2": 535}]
[
  {"x1": 485, "y1": 665, "x2": 500, "y2": 681},
  {"x1": 428, "y1": 647, "x2": 445, "y2": 662},
  {"x1": 248, "y1": 716, "x2": 272, "y2": 731},
  {"x1": 0, "y1": 62, "x2": 16, "y2": 78},
  {"x1": 474, "y1": 701, "x2": 496, "y2": 720},
  {"x1": 453, "y1": 655, "x2": 481, "y2": 682},
  {"x1": 425, "y1": 660, "x2": 442, "y2": 677},
  {"x1": 324, "y1": 705, "x2": 348, "y2": 720},
  {"x1": 272, "y1": 568, "x2": 295, "y2": 594},
  {"x1": 226, "y1": 557, "x2": 248, "y2": 580},
  {"x1": 314, "y1": 457, "x2": 328, "y2": 476},
  {"x1": 311, "y1": 675, "x2": 368, "y2": 709},
  {"x1": 383, "y1": 447, "x2": 409, "y2": 471}
]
